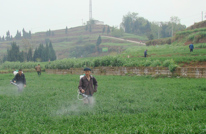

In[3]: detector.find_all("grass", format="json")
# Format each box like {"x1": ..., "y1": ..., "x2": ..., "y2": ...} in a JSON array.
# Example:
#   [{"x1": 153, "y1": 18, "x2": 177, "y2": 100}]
[
  {"x1": 122, "y1": 43, "x2": 206, "y2": 63},
  {"x1": 0, "y1": 73, "x2": 205, "y2": 133}
]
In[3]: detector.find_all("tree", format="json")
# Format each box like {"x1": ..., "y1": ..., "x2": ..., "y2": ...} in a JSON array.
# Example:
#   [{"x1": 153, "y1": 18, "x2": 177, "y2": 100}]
[
  {"x1": 96, "y1": 35, "x2": 102, "y2": 52},
  {"x1": 6, "y1": 31, "x2": 11, "y2": 41},
  {"x1": 22, "y1": 28, "x2": 31, "y2": 39},
  {"x1": 96, "y1": 35, "x2": 102, "y2": 46},
  {"x1": 107, "y1": 26, "x2": 110, "y2": 35},
  {"x1": 15, "y1": 30, "x2": 21, "y2": 40},
  {"x1": 29, "y1": 31, "x2": 32, "y2": 38},
  {"x1": 170, "y1": 16, "x2": 180, "y2": 37},
  {"x1": 7, "y1": 42, "x2": 21, "y2": 62},
  {"x1": 122, "y1": 12, "x2": 138, "y2": 33},
  {"x1": 65, "y1": 26, "x2": 68, "y2": 34},
  {"x1": 161, "y1": 23, "x2": 170, "y2": 38},
  {"x1": 2, "y1": 36, "x2": 5, "y2": 41},
  {"x1": 33, "y1": 48, "x2": 38, "y2": 61},
  {"x1": 147, "y1": 33, "x2": 154, "y2": 40},
  {"x1": 19, "y1": 51, "x2": 25, "y2": 62},
  {"x1": 49, "y1": 41, "x2": 56, "y2": 61},
  {"x1": 27, "y1": 48, "x2": 33, "y2": 61}
]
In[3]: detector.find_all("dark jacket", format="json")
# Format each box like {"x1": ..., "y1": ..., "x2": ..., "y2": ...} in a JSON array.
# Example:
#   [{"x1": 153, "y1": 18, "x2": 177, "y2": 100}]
[
  {"x1": 12, "y1": 73, "x2": 26, "y2": 85},
  {"x1": 78, "y1": 75, "x2": 98, "y2": 96},
  {"x1": 144, "y1": 50, "x2": 147, "y2": 57}
]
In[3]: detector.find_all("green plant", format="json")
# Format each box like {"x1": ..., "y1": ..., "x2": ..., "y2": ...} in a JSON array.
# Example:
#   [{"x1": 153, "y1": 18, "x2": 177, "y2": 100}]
[{"x1": 150, "y1": 60, "x2": 161, "y2": 67}]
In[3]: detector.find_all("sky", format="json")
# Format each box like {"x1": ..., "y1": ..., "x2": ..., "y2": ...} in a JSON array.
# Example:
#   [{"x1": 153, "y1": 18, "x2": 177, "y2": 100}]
[{"x1": 0, "y1": 0, "x2": 205, "y2": 36}]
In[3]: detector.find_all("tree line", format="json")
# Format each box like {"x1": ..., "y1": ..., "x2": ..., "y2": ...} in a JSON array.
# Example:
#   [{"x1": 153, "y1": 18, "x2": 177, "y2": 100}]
[
  {"x1": 121, "y1": 12, "x2": 186, "y2": 40},
  {"x1": 3, "y1": 41, "x2": 56, "y2": 62},
  {"x1": 0, "y1": 28, "x2": 32, "y2": 41}
]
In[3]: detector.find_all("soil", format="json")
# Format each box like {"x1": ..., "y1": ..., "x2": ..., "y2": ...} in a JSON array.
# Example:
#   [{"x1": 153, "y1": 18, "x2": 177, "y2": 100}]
[{"x1": 179, "y1": 61, "x2": 206, "y2": 68}]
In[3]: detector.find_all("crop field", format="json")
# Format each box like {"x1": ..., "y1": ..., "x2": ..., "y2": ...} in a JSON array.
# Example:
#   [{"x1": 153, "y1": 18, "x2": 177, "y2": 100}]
[
  {"x1": 0, "y1": 72, "x2": 205, "y2": 133},
  {"x1": 122, "y1": 43, "x2": 206, "y2": 63}
]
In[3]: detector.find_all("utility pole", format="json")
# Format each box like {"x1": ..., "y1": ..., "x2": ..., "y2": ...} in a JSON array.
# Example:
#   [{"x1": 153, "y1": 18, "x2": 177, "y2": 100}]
[{"x1": 89, "y1": 0, "x2": 92, "y2": 21}]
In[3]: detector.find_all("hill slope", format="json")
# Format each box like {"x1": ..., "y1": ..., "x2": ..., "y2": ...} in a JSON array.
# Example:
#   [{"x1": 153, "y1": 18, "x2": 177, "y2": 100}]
[
  {"x1": 0, "y1": 25, "x2": 147, "y2": 60},
  {"x1": 146, "y1": 20, "x2": 206, "y2": 46}
]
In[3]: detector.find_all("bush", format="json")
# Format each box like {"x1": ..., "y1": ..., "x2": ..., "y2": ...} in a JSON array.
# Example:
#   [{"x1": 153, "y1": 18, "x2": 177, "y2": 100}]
[
  {"x1": 150, "y1": 60, "x2": 161, "y2": 67},
  {"x1": 143, "y1": 60, "x2": 152, "y2": 67},
  {"x1": 111, "y1": 28, "x2": 124, "y2": 37},
  {"x1": 169, "y1": 63, "x2": 178, "y2": 73},
  {"x1": 162, "y1": 60, "x2": 171, "y2": 67}
]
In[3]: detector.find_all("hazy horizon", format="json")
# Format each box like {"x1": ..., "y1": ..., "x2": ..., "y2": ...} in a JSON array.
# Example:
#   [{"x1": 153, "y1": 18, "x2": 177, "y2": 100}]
[{"x1": 0, "y1": 0, "x2": 205, "y2": 37}]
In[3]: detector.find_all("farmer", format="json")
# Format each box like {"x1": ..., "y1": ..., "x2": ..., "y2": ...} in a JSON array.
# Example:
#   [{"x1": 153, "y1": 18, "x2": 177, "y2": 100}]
[
  {"x1": 78, "y1": 67, "x2": 98, "y2": 105},
  {"x1": 144, "y1": 49, "x2": 148, "y2": 57},
  {"x1": 35, "y1": 64, "x2": 41, "y2": 76},
  {"x1": 12, "y1": 69, "x2": 26, "y2": 92},
  {"x1": 189, "y1": 43, "x2": 194, "y2": 52}
]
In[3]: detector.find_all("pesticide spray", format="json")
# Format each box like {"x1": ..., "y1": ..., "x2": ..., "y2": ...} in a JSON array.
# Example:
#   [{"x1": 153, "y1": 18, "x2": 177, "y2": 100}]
[{"x1": 53, "y1": 74, "x2": 97, "y2": 116}]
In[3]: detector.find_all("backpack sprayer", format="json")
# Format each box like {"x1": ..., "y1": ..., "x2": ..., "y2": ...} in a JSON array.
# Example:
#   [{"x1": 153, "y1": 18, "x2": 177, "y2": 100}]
[
  {"x1": 77, "y1": 90, "x2": 89, "y2": 100},
  {"x1": 77, "y1": 74, "x2": 90, "y2": 100},
  {"x1": 10, "y1": 80, "x2": 19, "y2": 87}
]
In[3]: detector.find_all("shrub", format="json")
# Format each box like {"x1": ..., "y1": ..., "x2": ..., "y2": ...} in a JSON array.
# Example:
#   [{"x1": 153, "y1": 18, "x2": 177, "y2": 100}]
[
  {"x1": 150, "y1": 60, "x2": 161, "y2": 67},
  {"x1": 162, "y1": 60, "x2": 171, "y2": 67},
  {"x1": 169, "y1": 63, "x2": 178, "y2": 73},
  {"x1": 143, "y1": 60, "x2": 152, "y2": 67}
]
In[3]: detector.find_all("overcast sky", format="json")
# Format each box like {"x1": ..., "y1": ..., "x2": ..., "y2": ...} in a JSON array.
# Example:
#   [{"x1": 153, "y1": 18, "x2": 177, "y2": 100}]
[{"x1": 0, "y1": 0, "x2": 205, "y2": 36}]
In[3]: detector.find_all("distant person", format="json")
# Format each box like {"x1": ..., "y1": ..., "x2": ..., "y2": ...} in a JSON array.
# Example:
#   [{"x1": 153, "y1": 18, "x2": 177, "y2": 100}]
[
  {"x1": 189, "y1": 43, "x2": 194, "y2": 52},
  {"x1": 35, "y1": 64, "x2": 41, "y2": 76},
  {"x1": 12, "y1": 69, "x2": 26, "y2": 92},
  {"x1": 144, "y1": 49, "x2": 148, "y2": 57},
  {"x1": 78, "y1": 67, "x2": 98, "y2": 105}
]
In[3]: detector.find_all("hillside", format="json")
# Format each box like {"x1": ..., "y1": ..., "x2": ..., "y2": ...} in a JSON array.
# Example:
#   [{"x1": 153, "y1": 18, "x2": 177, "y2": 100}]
[
  {"x1": 0, "y1": 25, "x2": 147, "y2": 60},
  {"x1": 146, "y1": 20, "x2": 206, "y2": 46}
]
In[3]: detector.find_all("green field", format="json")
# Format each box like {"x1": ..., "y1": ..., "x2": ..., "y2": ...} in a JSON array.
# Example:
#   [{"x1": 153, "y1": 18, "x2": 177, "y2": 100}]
[
  {"x1": 122, "y1": 43, "x2": 206, "y2": 63},
  {"x1": 0, "y1": 73, "x2": 205, "y2": 133}
]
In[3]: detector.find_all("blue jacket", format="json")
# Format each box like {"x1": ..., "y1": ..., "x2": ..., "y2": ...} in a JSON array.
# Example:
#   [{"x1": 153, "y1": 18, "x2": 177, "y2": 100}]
[
  {"x1": 144, "y1": 50, "x2": 147, "y2": 56},
  {"x1": 189, "y1": 44, "x2": 194, "y2": 49}
]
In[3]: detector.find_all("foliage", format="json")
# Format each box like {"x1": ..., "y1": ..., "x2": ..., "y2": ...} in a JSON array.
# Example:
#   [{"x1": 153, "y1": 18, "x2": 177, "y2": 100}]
[
  {"x1": 5, "y1": 42, "x2": 25, "y2": 62},
  {"x1": 22, "y1": 28, "x2": 32, "y2": 39},
  {"x1": 96, "y1": 35, "x2": 102, "y2": 46},
  {"x1": 45, "y1": 56, "x2": 125, "y2": 69},
  {"x1": 15, "y1": 30, "x2": 22, "y2": 40},
  {"x1": 111, "y1": 28, "x2": 124, "y2": 37},
  {"x1": 33, "y1": 41, "x2": 56, "y2": 62},
  {"x1": 65, "y1": 26, "x2": 68, "y2": 34},
  {"x1": 162, "y1": 59, "x2": 171, "y2": 67},
  {"x1": 121, "y1": 12, "x2": 186, "y2": 39},
  {"x1": 150, "y1": 60, "x2": 161, "y2": 67}
]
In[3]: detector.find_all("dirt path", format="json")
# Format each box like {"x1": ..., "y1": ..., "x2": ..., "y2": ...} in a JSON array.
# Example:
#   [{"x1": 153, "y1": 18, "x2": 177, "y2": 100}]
[{"x1": 102, "y1": 36, "x2": 146, "y2": 45}]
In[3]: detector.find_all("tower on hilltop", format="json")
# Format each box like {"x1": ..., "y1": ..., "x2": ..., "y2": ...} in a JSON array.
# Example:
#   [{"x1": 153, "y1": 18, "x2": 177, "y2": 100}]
[{"x1": 89, "y1": 0, "x2": 92, "y2": 21}]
